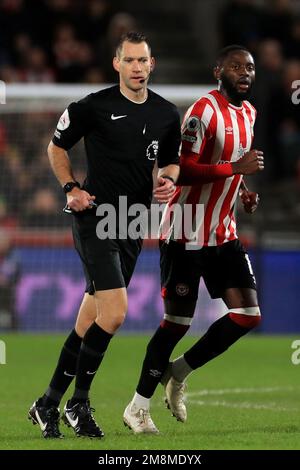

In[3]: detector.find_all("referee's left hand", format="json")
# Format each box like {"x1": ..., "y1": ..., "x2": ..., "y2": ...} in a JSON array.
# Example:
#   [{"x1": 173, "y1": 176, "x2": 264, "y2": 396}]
[{"x1": 153, "y1": 177, "x2": 176, "y2": 203}]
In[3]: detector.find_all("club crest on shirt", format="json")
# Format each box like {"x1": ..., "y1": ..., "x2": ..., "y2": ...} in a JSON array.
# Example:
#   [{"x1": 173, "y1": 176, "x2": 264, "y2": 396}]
[
  {"x1": 220, "y1": 144, "x2": 247, "y2": 164},
  {"x1": 237, "y1": 143, "x2": 246, "y2": 160},
  {"x1": 186, "y1": 116, "x2": 200, "y2": 132},
  {"x1": 176, "y1": 283, "x2": 189, "y2": 296},
  {"x1": 57, "y1": 109, "x2": 70, "y2": 131},
  {"x1": 146, "y1": 140, "x2": 159, "y2": 160}
]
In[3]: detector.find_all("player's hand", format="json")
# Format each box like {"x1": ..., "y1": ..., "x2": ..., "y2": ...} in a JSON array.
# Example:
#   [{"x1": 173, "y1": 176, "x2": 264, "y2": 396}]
[
  {"x1": 66, "y1": 187, "x2": 96, "y2": 212},
  {"x1": 239, "y1": 189, "x2": 260, "y2": 213},
  {"x1": 153, "y1": 176, "x2": 176, "y2": 203},
  {"x1": 232, "y1": 149, "x2": 264, "y2": 175}
]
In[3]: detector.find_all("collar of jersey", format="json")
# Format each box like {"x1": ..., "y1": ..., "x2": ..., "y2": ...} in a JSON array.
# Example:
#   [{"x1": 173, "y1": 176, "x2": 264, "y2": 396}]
[
  {"x1": 120, "y1": 88, "x2": 148, "y2": 104},
  {"x1": 213, "y1": 89, "x2": 244, "y2": 110}
]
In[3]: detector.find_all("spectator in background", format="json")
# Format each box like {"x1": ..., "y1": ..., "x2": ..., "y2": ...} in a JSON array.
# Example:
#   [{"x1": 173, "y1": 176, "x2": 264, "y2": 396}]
[
  {"x1": 100, "y1": 12, "x2": 137, "y2": 82},
  {"x1": 78, "y1": 0, "x2": 114, "y2": 46},
  {"x1": 252, "y1": 39, "x2": 284, "y2": 181},
  {"x1": 0, "y1": 122, "x2": 30, "y2": 216},
  {"x1": 219, "y1": 0, "x2": 264, "y2": 53},
  {"x1": 272, "y1": 60, "x2": 300, "y2": 179},
  {"x1": 83, "y1": 66, "x2": 106, "y2": 84},
  {"x1": 264, "y1": 0, "x2": 293, "y2": 48},
  {"x1": 0, "y1": 229, "x2": 19, "y2": 330},
  {"x1": 21, "y1": 46, "x2": 55, "y2": 83},
  {"x1": 285, "y1": 16, "x2": 300, "y2": 59},
  {"x1": 0, "y1": 196, "x2": 18, "y2": 229},
  {"x1": 22, "y1": 188, "x2": 68, "y2": 228},
  {"x1": 11, "y1": 33, "x2": 32, "y2": 70}
]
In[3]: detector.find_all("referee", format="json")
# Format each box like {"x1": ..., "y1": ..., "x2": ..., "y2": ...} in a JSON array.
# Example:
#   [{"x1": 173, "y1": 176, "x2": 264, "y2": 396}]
[{"x1": 28, "y1": 32, "x2": 181, "y2": 439}]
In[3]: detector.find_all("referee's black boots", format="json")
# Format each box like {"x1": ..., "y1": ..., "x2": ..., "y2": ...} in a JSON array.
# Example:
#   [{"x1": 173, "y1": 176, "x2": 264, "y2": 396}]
[
  {"x1": 28, "y1": 399, "x2": 63, "y2": 438},
  {"x1": 62, "y1": 399, "x2": 104, "y2": 438}
]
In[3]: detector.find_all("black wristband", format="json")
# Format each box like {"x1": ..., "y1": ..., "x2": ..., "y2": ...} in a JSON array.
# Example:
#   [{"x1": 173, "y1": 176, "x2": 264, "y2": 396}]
[
  {"x1": 161, "y1": 175, "x2": 175, "y2": 184},
  {"x1": 63, "y1": 181, "x2": 80, "y2": 194}
]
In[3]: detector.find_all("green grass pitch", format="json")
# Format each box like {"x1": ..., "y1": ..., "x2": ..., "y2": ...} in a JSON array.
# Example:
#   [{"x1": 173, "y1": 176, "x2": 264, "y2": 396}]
[{"x1": 0, "y1": 334, "x2": 299, "y2": 450}]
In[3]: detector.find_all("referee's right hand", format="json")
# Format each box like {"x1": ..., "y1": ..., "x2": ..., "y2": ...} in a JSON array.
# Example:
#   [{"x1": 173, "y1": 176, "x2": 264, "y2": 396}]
[{"x1": 66, "y1": 187, "x2": 96, "y2": 212}]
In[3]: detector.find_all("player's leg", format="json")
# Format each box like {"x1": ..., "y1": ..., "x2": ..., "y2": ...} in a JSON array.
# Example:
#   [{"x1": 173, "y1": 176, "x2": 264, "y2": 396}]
[
  {"x1": 63, "y1": 234, "x2": 141, "y2": 437},
  {"x1": 123, "y1": 298, "x2": 195, "y2": 433},
  {"x1": 28, "y1": 293, "x2": 96, "y2": 439},
  {"x1": 172, "y1": 288, "x2": 260, "y2": 379},
  {"x1": 167, "y1": 240, "x2": 261, "y2": 420},
  {"x1": 124, "y1": 240, "x2": 200, "y2": 431}
]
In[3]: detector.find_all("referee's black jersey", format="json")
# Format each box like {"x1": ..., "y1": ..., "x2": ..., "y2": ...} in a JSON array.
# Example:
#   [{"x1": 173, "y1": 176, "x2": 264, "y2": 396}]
[{"x1": 52, "y1": 85, "x2": 181, "y2": 208}]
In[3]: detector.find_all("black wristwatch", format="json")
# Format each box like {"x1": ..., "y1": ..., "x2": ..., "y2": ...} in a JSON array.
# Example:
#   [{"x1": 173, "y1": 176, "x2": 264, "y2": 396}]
[
  {"x1": 161, "y1": 175, "x2": 175, "y2": 184},
  {"x1": 63, "y1": 181, "x2": 80, "y2": 193}
]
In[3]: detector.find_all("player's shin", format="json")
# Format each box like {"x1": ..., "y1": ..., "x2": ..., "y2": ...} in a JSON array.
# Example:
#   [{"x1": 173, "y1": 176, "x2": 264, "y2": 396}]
[
  {"x1": 183, "y1": 309, "x2": 261, "y2": 372},
  {"x1": 135, "y1": 319, "x2": 190, "y2": 399}
]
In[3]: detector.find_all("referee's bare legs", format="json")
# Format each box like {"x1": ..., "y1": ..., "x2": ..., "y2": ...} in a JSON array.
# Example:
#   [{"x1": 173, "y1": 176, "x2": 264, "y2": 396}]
[{"x1": 76, "y1": 287, "x2": 127, "y2": 336}]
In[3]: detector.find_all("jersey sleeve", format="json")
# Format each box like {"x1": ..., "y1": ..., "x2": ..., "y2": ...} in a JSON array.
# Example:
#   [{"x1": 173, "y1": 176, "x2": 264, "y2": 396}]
[
  {"x1": 52, "y1": 94, "x2": 95, "y2": 150},
  {"x1": 181, "y1": 99, "x2": 214, "y2": 156},
  {"x1": 157, "y1": 107, "x2": 181, "y2": 168},
  {"x1": 177, "y1": 99, "x2": 233, "y2": 185}
]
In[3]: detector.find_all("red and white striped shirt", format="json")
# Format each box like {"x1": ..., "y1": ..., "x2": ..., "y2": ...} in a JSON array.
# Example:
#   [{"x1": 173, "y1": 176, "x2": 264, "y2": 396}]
[{"x1": 161, "y1": 90, "x2": 256, "y2": 247}]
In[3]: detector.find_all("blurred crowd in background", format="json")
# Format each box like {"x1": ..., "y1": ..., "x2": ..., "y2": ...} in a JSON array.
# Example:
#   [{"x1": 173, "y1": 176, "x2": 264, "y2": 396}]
[
  {"x1": 0, "y1": 0, "x2": 300, "y2": 230},
  {"x1": 0, "y1": 0, "x2": 299, "y2": 332}
]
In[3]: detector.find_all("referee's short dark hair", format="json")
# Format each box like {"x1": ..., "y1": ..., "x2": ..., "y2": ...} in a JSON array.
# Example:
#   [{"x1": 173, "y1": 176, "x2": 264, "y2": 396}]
[
  {"x1": 216, "y1": 45, "x2": 252, "y2": 66},
  {"x1": 116, "y1": 31, "x2": 151, "y2": 57}
]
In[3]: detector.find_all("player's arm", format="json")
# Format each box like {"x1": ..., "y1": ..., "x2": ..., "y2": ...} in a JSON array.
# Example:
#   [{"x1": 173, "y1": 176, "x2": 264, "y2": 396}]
[
  {"x1": 178, "y1": 148, "x2": 264, "y2": 185},
  {"x1": 177, "y1": 104, "x2": 264, "y2": 185},
  {"x1": 178, "y1": 155, "x2": 233, "y2": 185},
  {"x1": 177, "y1": 109, "x2": 233, "y2": 185}
]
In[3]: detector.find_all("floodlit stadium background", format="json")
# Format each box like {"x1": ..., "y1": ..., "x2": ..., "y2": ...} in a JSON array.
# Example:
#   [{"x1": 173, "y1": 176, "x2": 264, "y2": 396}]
[{"x1": 0, "y1": 0, "x2": 299, "y2": 334}]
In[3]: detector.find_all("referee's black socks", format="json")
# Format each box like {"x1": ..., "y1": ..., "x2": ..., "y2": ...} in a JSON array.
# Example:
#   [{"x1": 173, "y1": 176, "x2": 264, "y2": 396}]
[
  {"x1": 70, "y1": 322, "x2": 113, "y2": 404},
  {"x1": 42, "y1": 329, "x2": 82, "y2": 407}
]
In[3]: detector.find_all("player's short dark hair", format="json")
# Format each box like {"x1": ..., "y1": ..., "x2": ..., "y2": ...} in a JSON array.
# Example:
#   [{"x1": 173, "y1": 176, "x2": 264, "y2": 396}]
[
  {"x1": 216, "y1": 45, "x2": 252, "y2": 66},
  {"x1": 116, "y1": 31, "x2": 151, "y2": 57}
]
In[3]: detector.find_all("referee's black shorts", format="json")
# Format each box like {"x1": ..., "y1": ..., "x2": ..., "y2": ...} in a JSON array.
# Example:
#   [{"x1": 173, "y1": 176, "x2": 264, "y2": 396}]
[
  {"x1": 160, "y1": 238, "x2": 256, "y2": 301},
  {"x1": 72, "y1": 212, "x2": 142, "y2": 294}
]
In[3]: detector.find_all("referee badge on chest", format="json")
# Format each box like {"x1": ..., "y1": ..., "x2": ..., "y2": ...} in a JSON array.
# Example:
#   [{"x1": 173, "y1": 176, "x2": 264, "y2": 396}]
[{"x1": 146, "y1": 140, "x2": 159, "y2": 160}]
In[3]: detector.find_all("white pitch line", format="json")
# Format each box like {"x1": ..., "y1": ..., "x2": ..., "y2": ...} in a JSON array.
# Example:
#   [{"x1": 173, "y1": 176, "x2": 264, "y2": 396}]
[
  {"x1": 186, "y1": 386, "x2": 296, "y2": 397},
  {"x1": 188, "y1": 399, "x2": 298, "y2": 412}
]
